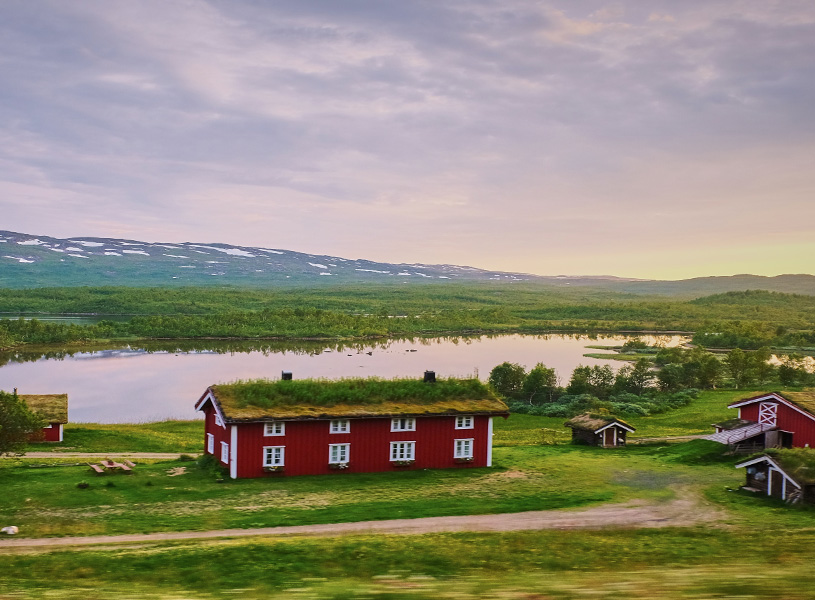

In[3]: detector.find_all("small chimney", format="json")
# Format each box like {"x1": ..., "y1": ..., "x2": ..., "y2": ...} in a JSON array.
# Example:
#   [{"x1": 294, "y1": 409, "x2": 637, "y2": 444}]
[
  {"x1": 423, "y1": 370, "x2": 436, "y2": 383},
  {"x1": 281, "y1": 371, "x2": 293, "y2": 381}
]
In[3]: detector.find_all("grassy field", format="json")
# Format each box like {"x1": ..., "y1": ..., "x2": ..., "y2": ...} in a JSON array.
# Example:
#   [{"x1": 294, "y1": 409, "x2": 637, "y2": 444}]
[
  {"x1": 2, "y1": 442, "x2": 736, "y2": 538},
  {"x1": 5, "y1": 388, "x2": 813, "y2": 598},
  {"x1": 25, "y1": 420, "x2": 203, "y2": 453},
  {"x1": 3, "y1": 527, "x2": 815, "y2": 599}
]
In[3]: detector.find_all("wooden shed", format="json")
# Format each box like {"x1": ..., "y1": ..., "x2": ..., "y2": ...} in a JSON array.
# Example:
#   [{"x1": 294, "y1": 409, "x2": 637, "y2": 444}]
[
  {"x1": 564, "y1": 413, "x2": 634, "y2": 447},
  {"x1": 20, "y1": 394, "x2": 68, "y2": 442},
  {"x1": 195, "y1": 375, "x2": 509, "y2": 479},
  {"x1": 736, "y1": 449, "x2": 815, "y2": 504}
]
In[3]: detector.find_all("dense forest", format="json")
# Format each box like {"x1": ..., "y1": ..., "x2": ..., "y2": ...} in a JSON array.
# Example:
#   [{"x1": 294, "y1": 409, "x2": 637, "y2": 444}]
[{"x1": 0, "y1": 285, "x2": 813, "y2": 350}]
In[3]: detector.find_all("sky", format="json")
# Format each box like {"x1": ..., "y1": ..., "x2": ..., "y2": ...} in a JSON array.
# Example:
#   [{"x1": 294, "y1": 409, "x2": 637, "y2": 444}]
[{"x1": 1, "y1": 1, "x2": 814, "y2": 280}]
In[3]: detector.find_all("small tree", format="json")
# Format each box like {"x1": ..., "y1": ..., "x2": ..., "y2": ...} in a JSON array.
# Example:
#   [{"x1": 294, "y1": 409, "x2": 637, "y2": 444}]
[
  {"x1": 0, "y1": 391, "x2": 44, "y2": 456},
  {"x1": 522, "y1": 363, "x2": 559, "y2": 404},
  {"x1": 725, "y1": 348, "x2": 753, "y2": 389},
  {"x1": 751, "y1": 346, "x2": 776, "y2": 384},
  {"x1": 488, "y1": 362, "x2": 526, "y2": 400}
]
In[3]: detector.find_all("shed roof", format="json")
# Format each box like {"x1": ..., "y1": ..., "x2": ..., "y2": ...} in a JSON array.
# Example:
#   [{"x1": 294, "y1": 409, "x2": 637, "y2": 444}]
[
  {"x1": 712, "y1": 418, "x2": 755, "y2": 431},
  {"x1": 197, "y1": 377, "x2": 509, "y2": 422},
  {"x1": 20, "y1": 394, "x2": 68, "y2": 424},
  {"x1": 738, "y1": 448, "x2": 815, "y2": 485},
  {"x1": 564, "y1": 413, "x2": 635, "y2": 433}
]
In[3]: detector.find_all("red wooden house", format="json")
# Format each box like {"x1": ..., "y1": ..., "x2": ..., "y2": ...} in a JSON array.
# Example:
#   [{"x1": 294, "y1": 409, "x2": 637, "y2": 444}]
[
  {"x1": 709, "y1": 391, "x2": 815, "y2": 451},
  {"x1": 21, "y1": 393, "x2": 68, "y2": 442},
  {"x1": 195, "y1": 375, "x2": 509, "y2": 479}
]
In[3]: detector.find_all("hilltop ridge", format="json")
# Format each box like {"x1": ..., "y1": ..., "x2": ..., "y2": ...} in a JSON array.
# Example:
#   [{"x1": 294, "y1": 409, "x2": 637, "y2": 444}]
[{"x1": 1, "y1": 230, "x2": 813, "y2": 296}]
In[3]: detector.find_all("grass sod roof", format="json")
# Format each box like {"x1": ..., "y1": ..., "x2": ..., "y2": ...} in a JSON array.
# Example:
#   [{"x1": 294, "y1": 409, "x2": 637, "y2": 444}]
[
  {"x1": 208, "y1": 377, "x2": 509, "y2": 421},
  {"x1": 712, "y1": 418, "x2": 755, "y2": 430},
  {"x1": 564, "y1": 412, "x2": 635, "y2": 432},
  {"x1": 779, "y1": 391, "x2": 815, "y2": 416},
  {"x1": 759, "y1": 448, "x2": 815, "y2": 485},
  {"x1": 19, "y1": 394, "x2": 68, "y2": 423}
]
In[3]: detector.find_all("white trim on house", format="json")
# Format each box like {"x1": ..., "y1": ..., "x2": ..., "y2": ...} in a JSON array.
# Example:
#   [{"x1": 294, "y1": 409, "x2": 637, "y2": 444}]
[
  {"x1": 58, "y1": 424, "x2": 63, "y2": 442},
  {"x1": 487, "y1": 417, "x2": 494, "y2": 467},
  {"x1": 330, "y1": 419, "x2": 350, "y2": 434},
  {"x1": 391, "y1": 417, "x2": 416, "y2": 432},
  {"x1": 230, "y1": 425, "x2": 238, "y2": 479},
  {"x1": 264, "y1": 422, "x2": 285, "y2": 436},
  {"x1": 390, "y1": 441, "x2": 416, "y2": 461},
  {"x1": 263, "y1": 445, "x2": 285, "y2": 467},
  {"x1": 593, "y1": 421, "x2": 635, "y2": 435},
  {"x1": 455, "y1": 415, "x2": 474, "y2": 429},
  {"x1": 454, "y1": 438, "x2": 474, "y2": 459},
  {"x1": 329, "y1": 443, "x2": 350, "y2": 464},
  {"x1": 195, "y1": 389, "x2": 228, "y2": 430},
  {"x1": 730, "y1": 393, "x2": 815, "y2": 424}
]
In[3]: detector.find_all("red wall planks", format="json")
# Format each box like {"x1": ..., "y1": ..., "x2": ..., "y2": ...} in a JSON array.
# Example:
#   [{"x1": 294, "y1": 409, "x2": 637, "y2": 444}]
[{"x1": 205, "y1": 413, "x2": 494, "y2": 478}]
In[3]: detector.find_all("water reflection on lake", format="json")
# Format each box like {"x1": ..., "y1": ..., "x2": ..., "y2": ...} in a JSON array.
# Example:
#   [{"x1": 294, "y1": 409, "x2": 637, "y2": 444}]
[{"x1": 0, "y1": 334, "x2": 687, "y2": 423}]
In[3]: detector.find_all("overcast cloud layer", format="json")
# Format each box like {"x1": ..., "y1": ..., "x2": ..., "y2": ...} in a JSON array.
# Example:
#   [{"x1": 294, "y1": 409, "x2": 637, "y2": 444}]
[{"x1": 2, "y1": 0, "x2": 813, "y2": 278}]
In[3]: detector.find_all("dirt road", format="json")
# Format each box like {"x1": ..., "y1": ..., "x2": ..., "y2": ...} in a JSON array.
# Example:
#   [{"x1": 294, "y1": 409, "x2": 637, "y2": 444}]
[
  {"x1": 13, "y1": 452, "x2": 196, "y2": 460},
  {"x1": 0, "y1": 488, "x2": 722, "y2": 551}
]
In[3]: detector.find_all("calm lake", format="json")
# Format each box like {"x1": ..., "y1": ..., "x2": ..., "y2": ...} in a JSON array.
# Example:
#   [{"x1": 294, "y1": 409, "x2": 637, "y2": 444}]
[{"x1": 0, "y1": 334, "x2": 687, "y2": 423}]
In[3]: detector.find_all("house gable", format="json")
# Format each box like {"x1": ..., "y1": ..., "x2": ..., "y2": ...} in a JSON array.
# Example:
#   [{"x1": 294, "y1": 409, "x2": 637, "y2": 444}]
[{"x1": 728, "y1": 392, "x2": 815, "y2": 424}]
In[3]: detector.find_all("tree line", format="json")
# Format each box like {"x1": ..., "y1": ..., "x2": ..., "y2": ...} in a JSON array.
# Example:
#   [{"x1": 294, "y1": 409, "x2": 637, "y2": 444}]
[{"x1": 488, "y1": 345, "x2": 815, "y2": 419}]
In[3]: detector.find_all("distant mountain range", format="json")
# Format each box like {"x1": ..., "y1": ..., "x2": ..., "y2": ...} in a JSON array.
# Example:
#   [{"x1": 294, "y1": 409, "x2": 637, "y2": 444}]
[{"x1": 1, "y1": 230, "x2": 813, "y2": 296}]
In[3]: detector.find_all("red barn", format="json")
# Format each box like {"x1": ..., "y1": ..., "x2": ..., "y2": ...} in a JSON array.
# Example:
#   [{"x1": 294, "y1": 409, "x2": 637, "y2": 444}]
[
  {"x1": 195, "y1": 375, "x2": 509, "y2": 479},
  {"x1": 722, "y1": 391, "x2": 815, "y2": 450},
  {"x1": 21, "y1": 394, "x2": 68, "y2": 442}
]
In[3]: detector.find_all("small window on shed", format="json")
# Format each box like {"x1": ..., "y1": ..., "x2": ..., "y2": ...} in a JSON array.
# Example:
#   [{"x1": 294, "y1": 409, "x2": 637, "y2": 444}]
[
  {"x1": 206, "y1": 433, "x2": 214, "y2": 454},
  {"x1": 220, "y1": 441, "x2": 229, "y2": 464},
  {"x1": 214, "y1": 413, "x2": 224, "y2": 427}
]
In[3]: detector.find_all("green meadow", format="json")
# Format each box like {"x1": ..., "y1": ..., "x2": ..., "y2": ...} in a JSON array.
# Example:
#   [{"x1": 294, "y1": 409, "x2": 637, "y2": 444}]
[{"x1": 4, "y1": 389, "x2": 815, "y2": 598}]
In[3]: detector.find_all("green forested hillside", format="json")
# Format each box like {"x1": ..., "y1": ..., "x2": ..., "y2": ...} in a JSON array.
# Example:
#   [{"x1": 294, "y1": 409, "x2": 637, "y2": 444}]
[{"x1": 0, "y1": 285, "x2": 814, "y2": 348}]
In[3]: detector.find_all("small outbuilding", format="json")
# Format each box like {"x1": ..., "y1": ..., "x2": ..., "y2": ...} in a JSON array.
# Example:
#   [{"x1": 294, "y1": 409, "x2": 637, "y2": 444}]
[
  {"x1": 564, "y1": 413, "x2": 635, "y2": 447},
  {"x1": 736, "y1": 449, "x2": 815, "y2": 504},
  {"x1": 21, "y1": 394, "x2": 68, "y2": 442}
]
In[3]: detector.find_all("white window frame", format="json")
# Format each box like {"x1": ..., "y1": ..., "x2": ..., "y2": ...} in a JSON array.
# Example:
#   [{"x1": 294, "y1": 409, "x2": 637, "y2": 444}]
[
  {"x1": 214, "y1": 413, "x2": 224, "y2": 427},
  {"x1": 330, "y1": 419, "x2": 350, "y2": 434},
  {"x1": 264, "y1": 421, "x2": 285, "y2": 436},
  {"x1": 263, "y1": 446, "x2": 285, "y2": 467},
  {"x1": 220, "y1": 441, "x2": 229, "y2": 464},
  {"x1": 454, "y1": 438, "x2": 474, "y2": 459},
  {"x1": 206, "y1": 433, "x2": 214, "y2": 454},
  {"x1": 390, "y1": 441, "x2": 416, "y2": 461},
  {"x1": 455, "y1": 415, "x2": 474, "y2": 429},
  {"x1": 758, "y1": 402, "x2": 778, "y2": 426},
  {"x1": 329, "y1": 443, "x2": 350, "y2": 464},
  {"x1": 391, "y1": 417, "x2": 416, "y2": 432}
]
